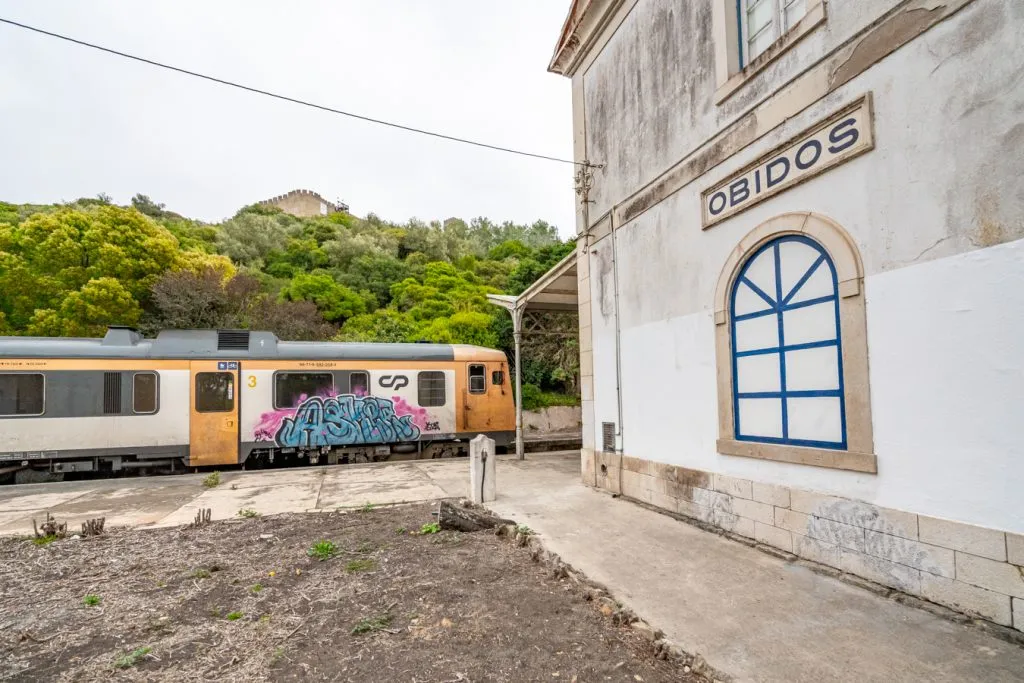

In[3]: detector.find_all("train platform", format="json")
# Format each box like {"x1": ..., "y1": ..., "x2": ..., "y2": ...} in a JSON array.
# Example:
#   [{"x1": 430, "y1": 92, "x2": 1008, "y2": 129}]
[{"x1": 1, "y1": 452, "x2": 1022, "y2": 681}]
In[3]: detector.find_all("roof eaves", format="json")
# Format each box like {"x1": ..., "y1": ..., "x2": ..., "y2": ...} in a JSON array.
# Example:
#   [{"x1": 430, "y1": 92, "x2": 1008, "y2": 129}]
[{"x1": 548, "y1": 0, "x2": 625, "y2": 77}]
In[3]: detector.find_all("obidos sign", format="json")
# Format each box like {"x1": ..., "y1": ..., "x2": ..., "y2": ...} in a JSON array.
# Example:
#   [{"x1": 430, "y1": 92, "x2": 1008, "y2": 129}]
[{"x1": 702, "y1": 95, "x2": 874, "y2": 228}]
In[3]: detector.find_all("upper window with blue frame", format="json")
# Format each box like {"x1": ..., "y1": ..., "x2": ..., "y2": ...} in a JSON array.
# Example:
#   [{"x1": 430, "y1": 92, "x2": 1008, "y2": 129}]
[{"x1": 729, "y1": 234, "x2": 846, "y2": 449}]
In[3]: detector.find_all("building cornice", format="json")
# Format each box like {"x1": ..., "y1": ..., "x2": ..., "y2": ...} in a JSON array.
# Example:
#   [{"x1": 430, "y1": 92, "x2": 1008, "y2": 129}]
[{"x1": 548, "y1": 0, "x2": 627, "y2": 77}]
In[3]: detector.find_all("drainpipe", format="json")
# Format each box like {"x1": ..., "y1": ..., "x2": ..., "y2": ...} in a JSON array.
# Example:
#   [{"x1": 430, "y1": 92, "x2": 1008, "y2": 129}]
[
  {"x1": 513, "y1": 305, "x2": 524, "y2": 461},
  {"x1": 609, "y1": 208, "x2": 625, "y2": 492}
]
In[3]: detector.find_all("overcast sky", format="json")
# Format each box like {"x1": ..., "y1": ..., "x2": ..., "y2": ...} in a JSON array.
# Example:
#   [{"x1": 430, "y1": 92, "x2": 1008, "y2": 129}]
[{"x1": 0, "y1": 1, "x2": 577, "y2": 234}]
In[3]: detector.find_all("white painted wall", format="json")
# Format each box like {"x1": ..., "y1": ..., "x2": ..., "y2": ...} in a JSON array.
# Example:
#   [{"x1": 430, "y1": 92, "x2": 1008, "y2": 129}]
[
  {"x1": 580, "y1": 0, "x2": 1024, "y2": 533},
  {"x1": 617, "y1": 240, "x2": 1024, "y2": 532}
]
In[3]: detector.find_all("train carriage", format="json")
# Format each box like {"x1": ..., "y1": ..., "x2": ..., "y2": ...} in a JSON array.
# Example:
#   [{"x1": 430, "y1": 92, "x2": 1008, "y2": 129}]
[{"x1": 0, "y1": 327, "x2": 514, "y2": 478}]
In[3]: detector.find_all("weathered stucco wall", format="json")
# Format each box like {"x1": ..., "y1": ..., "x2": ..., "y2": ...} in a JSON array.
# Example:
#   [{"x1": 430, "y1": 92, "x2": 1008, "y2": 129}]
[{"x1": 579, "y1": 0, "x2": 1024, "y2": 535}]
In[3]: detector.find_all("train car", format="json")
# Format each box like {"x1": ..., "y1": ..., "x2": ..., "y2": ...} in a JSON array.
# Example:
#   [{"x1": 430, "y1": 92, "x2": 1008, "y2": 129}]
[{"x1": 0, "y1": 327, "x2": 514, "y2": 478}]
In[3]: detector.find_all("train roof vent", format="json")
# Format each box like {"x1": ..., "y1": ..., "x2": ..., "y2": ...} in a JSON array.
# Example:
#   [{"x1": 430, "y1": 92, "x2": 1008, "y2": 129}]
[
  {"x1": 102, "y1": 326, "x2": 142, "y2": 346},
  {"x1": 217, "y1": 330, "x2": 250, "y2": 351}
]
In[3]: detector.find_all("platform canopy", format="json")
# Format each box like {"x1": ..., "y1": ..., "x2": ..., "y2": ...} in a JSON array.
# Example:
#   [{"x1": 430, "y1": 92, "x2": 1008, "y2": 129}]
[
  {"x1": 488, "y1": 250, "x2": 579, "y2": 459},
  {"x1": 489, "y1": 251, "x2": 578, "y2": 314}
]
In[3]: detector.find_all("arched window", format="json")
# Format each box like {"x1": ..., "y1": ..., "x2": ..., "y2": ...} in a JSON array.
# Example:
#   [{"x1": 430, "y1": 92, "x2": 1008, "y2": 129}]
[
  {"x1": 730, "y1": 235, "x2": 845, "y2": 448},
  {"x1": 713, "y1": 212, "x2": 874, "y2": 473}
]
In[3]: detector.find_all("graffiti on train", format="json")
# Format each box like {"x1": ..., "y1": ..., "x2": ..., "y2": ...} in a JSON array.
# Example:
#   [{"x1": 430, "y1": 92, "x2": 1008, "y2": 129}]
[{"x1": 255, "y1": 395, "x2": 422, "y2": 448}]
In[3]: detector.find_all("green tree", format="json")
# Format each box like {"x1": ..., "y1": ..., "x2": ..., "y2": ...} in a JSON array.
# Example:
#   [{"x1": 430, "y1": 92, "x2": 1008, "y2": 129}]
[
  {"x1": 337, "y1": 309, "x2": 420, "y2": 343},
  {"x1": 216, "y1": 212, "x2": 295, "y2": 266},
  {"x1": 0, "y1": 205, "x2": 179, "y2": 332},
  {"x1": 279, "y1": 272, "x2": 370, "y2": 323}
]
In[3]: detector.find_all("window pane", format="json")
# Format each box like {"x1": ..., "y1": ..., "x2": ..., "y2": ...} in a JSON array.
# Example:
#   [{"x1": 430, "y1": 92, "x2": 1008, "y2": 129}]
[
  {"x1": 746, "y1": 0, "x2": 774, "y2": 36},
  {"x1": 469, "y1": 365, "x2": 486, "y2": 394},
  {"x1": 748, "y1": 27, "x2": 776, "y2": 61},
  {"x1": 349, "y1": 372, "x2": 369, "y2": 397},
  {"x1": 196, "y1": 373, "x2": 234, "y2": 413},
  {"x1": 781, "y1": 302, "x2": 837, "y2": 346},
  {"x1": 733, "y1": 282, "x2": 774, "y2": 317},
  {"x1": 418, "y1": 371, "x2": 446, "y2": 407},
  {"x1": 737, "y1": 398, "x2": 783, "y2": 438},
  {"x1": 491, "y1": 370, "x2": 505, "y2": 386},
  {"x1": 0, "y1": 374, "x2": 44, "y2": 416},
  {"x1": 778, "y1": 240, "x2": 825, "y2": 302},
  {"x1": 274, "y1": 372, "x2": 332, "y2": 409},
  {"x1": 786, "y1": 397, "x2": 843, "y2": 443},
  {"x1": 784, "y1": 346, "x2": 840, "y2": 391},
  {"x1": 133, "y1": 373, "x2": 158, "y2": 414},
  {"x1": 783, "y1": 0, "x2": 808, "y2": 29},
  {"x1": 736, "y1": 353, "x2": 781, "y2": 393},
  {"x1": 742, "y1": 249, "x2": 777, "y2": 304},
  {"x1": 734, "y1": 313, "x2": 779, "y2": 352}
]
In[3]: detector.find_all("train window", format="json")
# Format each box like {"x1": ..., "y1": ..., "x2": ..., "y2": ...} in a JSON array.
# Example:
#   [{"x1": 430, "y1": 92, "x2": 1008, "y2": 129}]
[
  {"x1": 0, "y1": 373, "x2": 44, "y2": 416},
  {"x1": 417, "y1": 371, "x2": 446, "y2": 407},
  {"x1": 274, "y1": 372, "x2": 333, "y2": 409},
  {"x1": 196, "y1": 372, "x2": 234, "y2": 413},
  {"x1": 133, "y1": 373, "x2": 158, "y2": 414},
  {"x1": 492, "y1": 370, "x2": 505, "y2": 386},
  {"x1": 468, "y1": 365, "x2": 486, "y2": 394},
  {"x1": 350, "y1": 371, "x2": 369, "y2": 396}
]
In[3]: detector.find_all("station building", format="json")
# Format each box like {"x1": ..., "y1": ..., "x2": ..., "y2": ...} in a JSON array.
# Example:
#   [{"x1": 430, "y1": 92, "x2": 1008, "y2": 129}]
[{"x1": 546, "y1": 0, "x2": 1024, "y2": 629}]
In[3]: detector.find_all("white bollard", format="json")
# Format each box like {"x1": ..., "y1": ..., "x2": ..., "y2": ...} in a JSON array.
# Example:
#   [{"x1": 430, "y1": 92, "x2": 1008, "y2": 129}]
[{"x1": 469, "y1": 434, "x2": 496, "y2": 503}]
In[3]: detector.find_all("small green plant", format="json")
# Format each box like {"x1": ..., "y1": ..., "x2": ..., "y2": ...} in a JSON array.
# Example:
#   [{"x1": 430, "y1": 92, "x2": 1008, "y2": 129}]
[
  {"x1": 344, "y1": 558, "x2": 376, "y2": 572},
  {"x1": 226, "y1": 611, "x2": 244, "y2": 621},
  {"x1": 395, "y1": 527, "x2": 406, "y2": 535},
  {"x1": 307, "y1": 540, "x2": 337, "y2": 561},
  {"x1": 359, "y1": 502, "x2": 375, "y2": 513},
  {"x1": 32, "y1": 535, "x2": 58, "y2": 547},
  {"x1": 250, "y1": 583, "x2": 263, "y2": 594},
  {"x1": 114, "y1": 646, "x2": 152, "y2": 669},
  {"x1": 191, "y1": 568, "x2": 212, "y2": 579},
  {"x1": 210, "y1": 606, "x2": 222, "y2": 618},
  {"x1": 350, "y1": 613, "x2": 392, "y2": 635},
  {"x1": 419, "y1": 522, "x2": 441, "y2": 535},
  {"x1": 203, "y1": 471, "x2": 221, "y2": 488},
  {"x1": 269, "y1": 646, "x2": 285, "y2": 665},
  {"x1": 516, "y1": 524, "x2": 534, "y2": 536},
  {"x1": 83, "y1": 594, "x2": 101, "y2": 607},
  {"x1": 237, "y1": 508, "x2": 259, "y2": 519},
  {"x1": 258, "y1": 614, "x2": 271, "y2": 625}
]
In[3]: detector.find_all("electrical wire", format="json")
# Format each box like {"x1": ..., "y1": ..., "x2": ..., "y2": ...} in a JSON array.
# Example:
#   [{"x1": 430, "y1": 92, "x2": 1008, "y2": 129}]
[{"x1": 0, "y1": 17, "x2": 584, "y2": 166}]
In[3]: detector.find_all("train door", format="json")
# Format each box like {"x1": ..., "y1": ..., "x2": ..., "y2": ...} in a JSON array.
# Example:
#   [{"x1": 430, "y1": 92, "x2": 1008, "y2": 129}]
[
  {"x1": 462, "y1": 362, "x2": 506, "y2": 432},
  {"x1": 189, "y1": 360, "x2": 240, "y2": 466}
]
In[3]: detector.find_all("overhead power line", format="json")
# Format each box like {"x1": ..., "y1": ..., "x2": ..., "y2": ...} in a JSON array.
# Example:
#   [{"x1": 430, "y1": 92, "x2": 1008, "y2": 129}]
[{"x1": 0, "y1": 16, "x2": 584, "y2": 166}]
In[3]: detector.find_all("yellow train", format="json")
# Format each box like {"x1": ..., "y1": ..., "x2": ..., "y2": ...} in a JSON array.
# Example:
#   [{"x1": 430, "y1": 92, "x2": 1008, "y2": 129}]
[{"x1": 0, "y1": 327, "x2": 514, "y2": 478}]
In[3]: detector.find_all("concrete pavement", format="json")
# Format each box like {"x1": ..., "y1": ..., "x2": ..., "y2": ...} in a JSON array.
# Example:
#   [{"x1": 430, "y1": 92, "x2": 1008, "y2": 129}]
[{"x1": 1, "y1": 453, "x2": 1022, "y2": 681}]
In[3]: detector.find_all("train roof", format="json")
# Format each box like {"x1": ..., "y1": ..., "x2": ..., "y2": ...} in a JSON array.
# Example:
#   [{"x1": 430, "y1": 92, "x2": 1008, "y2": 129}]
[{"x1": 0, "y1": 327, "x2": 507, "y2": 362}]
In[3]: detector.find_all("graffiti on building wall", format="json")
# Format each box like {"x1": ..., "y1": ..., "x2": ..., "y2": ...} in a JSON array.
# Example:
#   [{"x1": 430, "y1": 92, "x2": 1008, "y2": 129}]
[{"x1": 254, "y1": 394, "x2": 434, "y2": 448}]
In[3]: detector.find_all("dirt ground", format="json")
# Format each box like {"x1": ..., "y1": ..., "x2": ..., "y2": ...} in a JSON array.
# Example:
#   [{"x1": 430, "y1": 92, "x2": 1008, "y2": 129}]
[{"x1": 0, "y1": 503, "x2": 701, "y2": 682}]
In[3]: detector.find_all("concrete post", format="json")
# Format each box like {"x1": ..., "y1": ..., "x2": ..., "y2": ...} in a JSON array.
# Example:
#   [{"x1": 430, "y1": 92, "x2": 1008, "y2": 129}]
[{"x1": 469, "y1": 434, "x2": 496, "y2": 503}]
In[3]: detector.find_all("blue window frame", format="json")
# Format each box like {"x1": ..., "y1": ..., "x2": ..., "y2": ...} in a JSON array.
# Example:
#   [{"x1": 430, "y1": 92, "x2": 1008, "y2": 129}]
[{"x1": 729, "y1": 235, "x2": 846, "y2": 449}]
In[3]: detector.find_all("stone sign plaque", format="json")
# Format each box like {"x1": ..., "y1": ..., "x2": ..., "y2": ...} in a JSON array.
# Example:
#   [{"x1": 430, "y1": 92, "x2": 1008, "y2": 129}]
[{"x1": 702, "y1": 94, "x2": 874, "y2": 228}]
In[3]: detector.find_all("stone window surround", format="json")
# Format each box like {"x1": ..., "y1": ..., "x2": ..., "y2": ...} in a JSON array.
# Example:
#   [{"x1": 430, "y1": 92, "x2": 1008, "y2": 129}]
[
  {"x1": 712, "y1": 0, "x2": 827, "y2": 104},
  {"x1": 713, "y1": 211, "x2": 876, "y2": 473}
]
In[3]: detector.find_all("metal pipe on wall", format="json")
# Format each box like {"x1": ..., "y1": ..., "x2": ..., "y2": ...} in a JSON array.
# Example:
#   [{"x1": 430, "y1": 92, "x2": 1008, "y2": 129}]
[
  {"x1": 513, "y1": 305, "x2": 524, "y2": 460},
  {"x1": 609, "y1": 208, "x2": 625, "y2": 492}
]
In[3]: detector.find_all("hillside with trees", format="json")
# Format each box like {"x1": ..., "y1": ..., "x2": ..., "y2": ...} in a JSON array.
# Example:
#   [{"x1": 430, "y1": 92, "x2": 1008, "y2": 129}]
[{"x1": 0, "y1": 195, "x2": 578, "y2": 407}]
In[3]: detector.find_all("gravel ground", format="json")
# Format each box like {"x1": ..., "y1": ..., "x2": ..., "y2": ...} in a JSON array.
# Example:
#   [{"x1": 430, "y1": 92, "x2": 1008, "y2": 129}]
[{"x1": 0, "y1": 503, "x2": 702, "y2": 682}]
